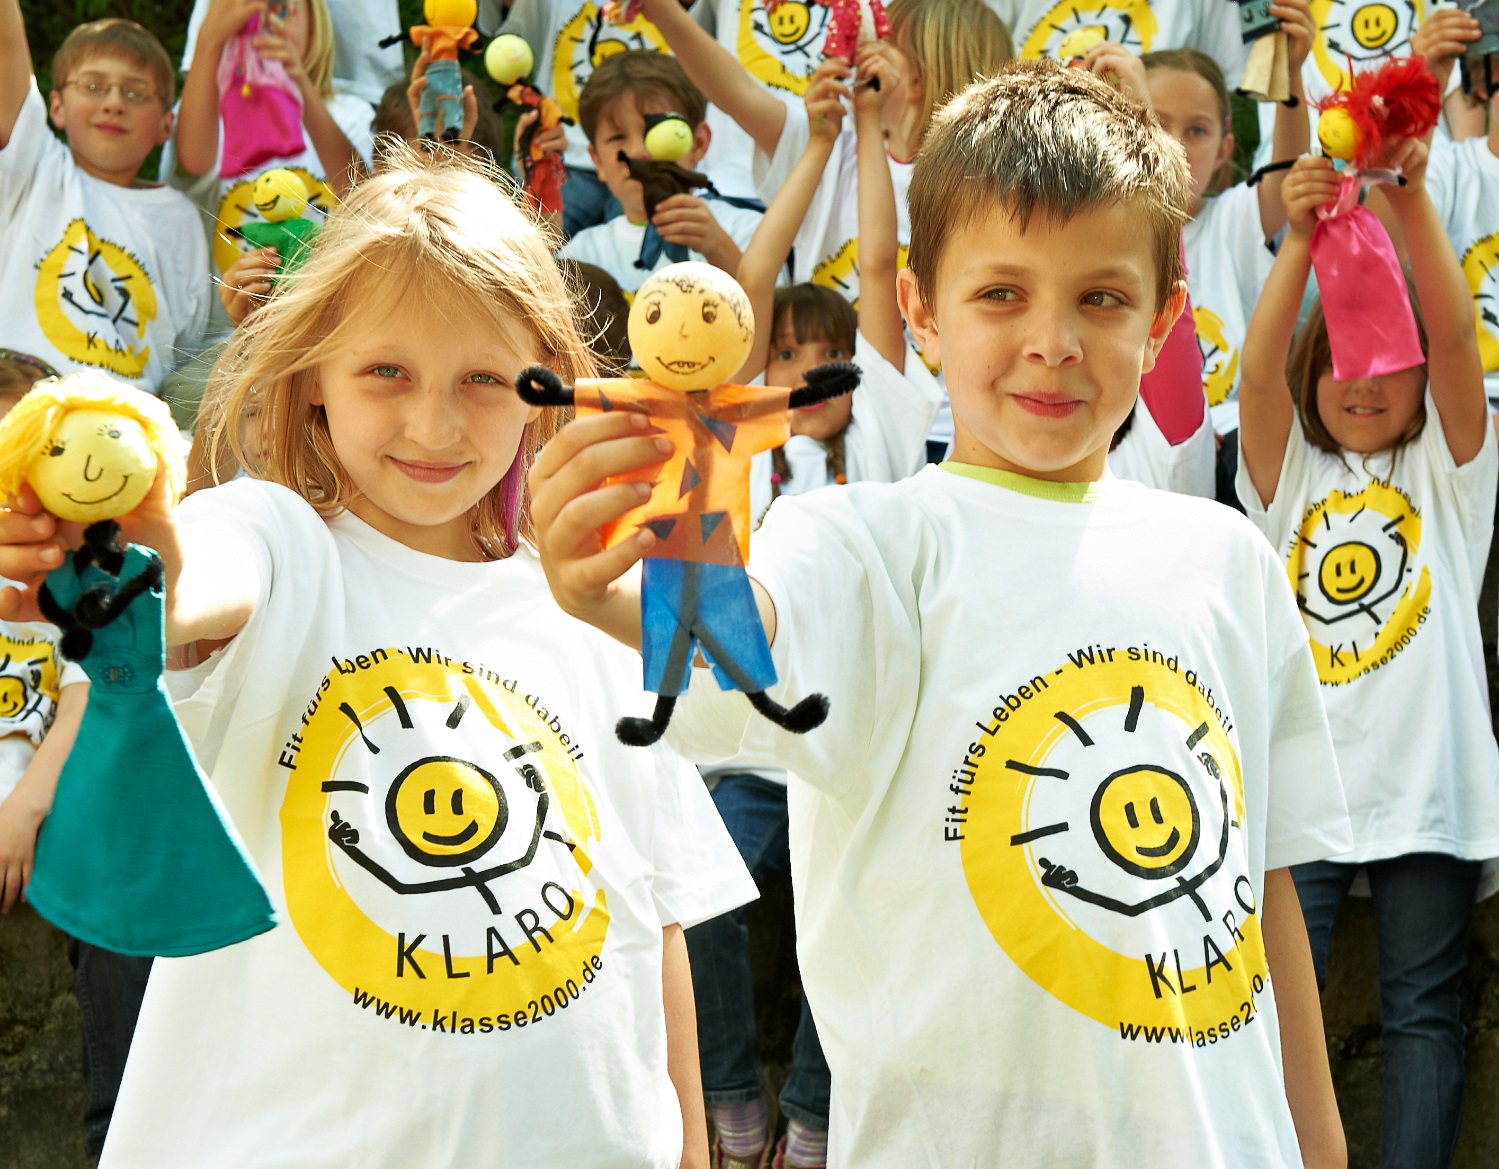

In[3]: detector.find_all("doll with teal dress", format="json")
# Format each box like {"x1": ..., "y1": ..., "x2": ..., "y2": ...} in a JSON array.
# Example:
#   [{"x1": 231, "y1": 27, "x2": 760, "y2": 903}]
[{"x1": 0, "y1": 375, "x2": 274, "y2": 955}]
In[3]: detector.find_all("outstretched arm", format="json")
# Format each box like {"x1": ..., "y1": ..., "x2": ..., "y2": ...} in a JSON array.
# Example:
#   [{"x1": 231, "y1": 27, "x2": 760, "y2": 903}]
[
  {"x1": 0, "y1": 680, "x2": 86, "y2": 913},
  {"x1": 732, "y1": 60, "x2": 847, "y2": 382},
  {"x1": 515, "y1": 366, "x2": 576, "y2": 407},
  {"x1": 787, "y1": 361, "x2": 860, "y2": 408},
  {"x1": 1379, "y1": 137, "x2": 1488, "y2": 464},
  {"x1": 639, "y1": 0, "x2": 787, "y2": 157},
  {"x1": 1238, "y1": 156, "x2": 1338, "y2": 507}
]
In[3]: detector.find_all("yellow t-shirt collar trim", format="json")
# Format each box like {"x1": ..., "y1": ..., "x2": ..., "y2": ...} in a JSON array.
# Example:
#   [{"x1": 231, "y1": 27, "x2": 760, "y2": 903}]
[{"x1": 940, "y1": 461, "x2": 1102, "y2": 504}]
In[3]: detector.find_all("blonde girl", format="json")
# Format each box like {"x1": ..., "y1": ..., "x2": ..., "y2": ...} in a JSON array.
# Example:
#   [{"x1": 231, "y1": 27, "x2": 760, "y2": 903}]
[
  {"x1": 0, "y1": 147, "x2": 752, "y2": 1169},
  {"x1": 1236, "y1": 143, "x2": 1497, "y2": 1169}
]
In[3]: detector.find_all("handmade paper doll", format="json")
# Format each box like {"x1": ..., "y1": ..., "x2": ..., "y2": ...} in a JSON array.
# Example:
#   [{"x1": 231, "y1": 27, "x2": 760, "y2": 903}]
[
  {"x1": 237, "y1": 168, "x2": 321, "y2": 281},
  {"x1": 0, "y1": 375, "x2": 274, "y2": 955},
  {"x1": 516, "y1": 263, "x2": 859, "y2": 745}
]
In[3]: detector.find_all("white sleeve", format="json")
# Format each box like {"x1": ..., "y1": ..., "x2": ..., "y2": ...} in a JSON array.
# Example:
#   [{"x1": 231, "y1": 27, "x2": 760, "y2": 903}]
[
  {"x1": 690, "y1": 0, "x2": 718, "y2": 35},
  {"x1": 493, "y1": 0, "x2": 550, "y2": 50},
  {"x1": 1261, "y1": 567, "x2": 1353, "y2": 868},
  {"x1": 709, "y1": 200, "x2": 765, "y2": 251},
  {"x1": 646, "y1": 746, "x2": 757, "y2": 929},
  {"x1": 173, "y1": 217, "x2": 213, "y2": 364},
  {"x1": 671, "y1": 491, "x2": 922, "y2": 800},
  {"x1": 752, "y1": 102, "x2": 811, "y2": 206},
  {"x1": 328, "y1": 95, "x2": 378, "y2": 166},
  {"x1": 1422, "y1": 136, "x2": 1461, "y2": 232},
  {"x1": 59, "y1": 658, "x2": 89, "y2": 690},
  {"x1": 1419, "y1": 389, "x2": 1499, "y2": 578},
  {"x1": 0, "y1": 84, "x2": 64, "y2": 220},
  {"x1": 1194, "y1": 0, "x2": 1251, "y2": 87},
  {"x1": 1235, "y1": 409, "x2": 1312, "y2": 539},
  {"x1": 845, "y1": 333, "x2": 942, "y2": 482}
]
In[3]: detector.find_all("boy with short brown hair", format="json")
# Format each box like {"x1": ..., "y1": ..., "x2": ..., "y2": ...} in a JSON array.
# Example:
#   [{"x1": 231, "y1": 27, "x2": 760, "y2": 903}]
[
  {"x1": 0, "y1": 5, "x2": 210, "y2": 395},
  {"x1": 560, "y1": 51, "x2": 762, "y2": 295},
  {"x1": 532, "y1": 60, "x2": 1353, "y2": 1167}
]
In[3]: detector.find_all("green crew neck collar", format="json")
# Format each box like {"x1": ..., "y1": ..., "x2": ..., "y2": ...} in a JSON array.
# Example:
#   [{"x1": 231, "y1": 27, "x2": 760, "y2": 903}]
[{"x1": 940, "y1": 461, "x2": 1103, "y2": 503}]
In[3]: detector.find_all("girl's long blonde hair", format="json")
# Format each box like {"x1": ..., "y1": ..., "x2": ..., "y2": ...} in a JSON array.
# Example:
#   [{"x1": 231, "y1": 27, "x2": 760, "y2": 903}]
[
  {"x1": 888, "y1": 0, "x2": 1014, "y2": 135},
  {"x1": 301, "y1": 0, "x2": 336, "y2": 98},
  {"x1": 0, "y1": 374, "x2": 185, "y2": 505},
  {"x1": 207, "y1": 143, "x2": 596, "y2": 560}
]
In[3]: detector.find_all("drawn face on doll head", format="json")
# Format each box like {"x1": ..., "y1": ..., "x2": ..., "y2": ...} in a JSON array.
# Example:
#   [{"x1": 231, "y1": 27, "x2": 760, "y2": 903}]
[
  {"x1": 252, "y1": 168, "x2": 310, "y2": 223},
  {"x1": 628, "y1": 263, "x2": 755, "y2": 392},
  {"x1": 29, "y1": 409, "x2": 155, "y2": 523}
]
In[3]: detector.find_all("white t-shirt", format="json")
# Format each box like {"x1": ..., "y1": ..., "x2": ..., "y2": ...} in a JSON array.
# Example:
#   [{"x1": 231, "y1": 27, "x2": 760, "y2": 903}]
[
  {"x1": 1183, "y1": 183, "x2": 1277, "y2": 434},
  {"x1": 0, "y1": 615, "x2": 88, "y2": 803},
  {"x1": 101, "y1": 480, "x2": 755, "y2": 1169},
  {"x1": 749, "y1": 332, "x2": 940, "y2": 525},
  {"x1": 1425, "y1": 134, "x2": 1499, "y2": 404},
  {"x1": 558, "y1": 198, "x2": 764, "y2": 293},
  {"x1": 1237, "y1": 402, "x2": 1499, "y2": 865},
  {"x1": 673, "y1": 465, "x2": 1352, "y2": 1168},
  {"x1": 488, "y1": 0, "x2": 687, "y2": 176},
  {"x1": 1107, "y1": 396, "x2": 1216, "y2": 497},
  {"x1": 162, "y1": 94, "x2": 376, "y2": 342},
  {"x1": 0, "y1": 85, "x2": 210, "y2": 393},
  {"x1": 182, "y1": 0, "x2": 404, "y2": 107},
  {"x1": 994, "y1": 0, "x2": 1247, "y2": 83}
]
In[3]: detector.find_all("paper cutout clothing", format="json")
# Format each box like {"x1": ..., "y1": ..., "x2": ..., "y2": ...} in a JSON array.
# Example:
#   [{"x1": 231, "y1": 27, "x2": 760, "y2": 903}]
[
  {"x1": 574, "y1": 379, "x2": 789, "y2": 695},
  {"x1": 26, "y1": 541, "x2": 275, "y2": 957}
]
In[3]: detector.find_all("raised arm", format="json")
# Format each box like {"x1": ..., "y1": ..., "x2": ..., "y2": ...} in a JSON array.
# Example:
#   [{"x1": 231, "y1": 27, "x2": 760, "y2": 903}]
[
  {"x1": 639, "y1": 0, "x2": 787, "y2": 157},
  {"x1": 1409, "y1": 10, "x2": 1487, "y2": 142},
  {"x1": 732, "y1": 59, "x2": 846, "y2": 382},
  {"x1": 853, "y1": 41, "x2": 905, "y2": 372},
  {"x1": 177, "y1": 0, "x2": 267, "y2": 177},
  {"x1": 1258, "y1": 0, "x2": 1314, "y2": 240},
  {"x1": 1238, "y1": 156, "x2": 1340, "y2": 507},
  {"x1": 0, "y1": 0, "x2": 31, "y2": 148},
  {"x1": 1379, "y1": 136, "x2": 1488, "y2": 464},
  {"x1": 256, "y1": 13, "x2": 365, "y2": 194}
]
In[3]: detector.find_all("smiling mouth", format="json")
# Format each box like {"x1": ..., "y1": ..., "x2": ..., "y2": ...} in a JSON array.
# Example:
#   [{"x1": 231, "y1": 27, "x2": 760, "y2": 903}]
[
  {"x1": 662, "y1": 358, "x2": 711, "y2": 373},
  {"x1": 62, "y1": 477, "x2": 128, "y2": 506},
  {"x1": 422, "y1": 821, "x2": 479, "y2": 846},
  {"x1": 1134, "y1": 828, "x2": 1181, "y2": 857},
  {"x1": 1333, "y1": 578, "x2": 1366, "y2": 595},
  {"x1": 392, "y1": 460, "x2": 465, "y2": 484}
]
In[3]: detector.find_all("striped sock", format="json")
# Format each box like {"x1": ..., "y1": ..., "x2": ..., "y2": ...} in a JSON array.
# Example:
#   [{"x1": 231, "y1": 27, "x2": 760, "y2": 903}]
[
  {"x1": 784, "y1": 1119, "x2": 828, "y2": 1169},
  {"x1": 711, "y1": 1097, "x2": 770, "y2": 1160}
]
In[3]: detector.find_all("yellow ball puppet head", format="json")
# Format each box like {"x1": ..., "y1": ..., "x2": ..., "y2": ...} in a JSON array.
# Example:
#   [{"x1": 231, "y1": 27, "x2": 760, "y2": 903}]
[
  {"x1": 643, "y1": 113, "x2": 694, "y2": 163},
  {"x1": 251, "y1": 168, "x2": 310, "y2": 224},
  {"x1": 484, "y1": 34, "x2": 535, "y2": 86},
  {"x1": 629, "y1": 263, "x2": 755, "y2": 392},
  {"x1": 425, "y1": 0, "x2": 477, "y2": 26},
  {"x1": 1316, "y1": 107, "x2": 1361, "y2": 162},
  {"x1": 0, "y1": 374, "x2": 185, "y2": 524}
]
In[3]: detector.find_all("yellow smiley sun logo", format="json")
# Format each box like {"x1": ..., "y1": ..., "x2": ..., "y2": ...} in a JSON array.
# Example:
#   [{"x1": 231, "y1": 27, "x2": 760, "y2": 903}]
[
  {"x1": 737, "y1": 0, "x2": 833, "y2": 95},
  {"x1": 1309, "y1": 0, "x2": 1423, "y2": 91},
  {"x1": 961, "y1": 654, "x2": 1264, "y2": 1034},
  {"x1": 214, "y1": 168, "x2": 336, "y2": 278},
  {"x1": 1193, "y1": 305, "x2": 1239, "y2": 408},
  {"x1": 1020, "y1": 0, "x2": 1159, "y2": 60},
  {"x1": 1287, "y1": 481, "x2": 1431, "y2": 685},
  {"x1": 33, "y1": 219, "x2": 158, "y2": 379},
  {"x1": 554, "y1": 2, "x2": 671, "y2": 124},
  {"x1": 1461, "y1": 232, "x2": 1499, "y2": 376}
]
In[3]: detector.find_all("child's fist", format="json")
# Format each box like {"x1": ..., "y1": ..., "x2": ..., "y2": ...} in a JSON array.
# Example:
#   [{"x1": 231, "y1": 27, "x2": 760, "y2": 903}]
[
  {"x1": 804, "y1": 58, "x2": 852, "y2": 142},
  {"x1": 1270, "y1": 0, "x2": 1316, "y2": 75},
  {"x1": 1081, "y1": 42, "x2": 1149, "y2": 104},
  {"x1": 1281, "y1": 154, "x2": 1343, "y2": 236},
  {"x1": 1409, "y1": 9, "x2": 1482, "y2": 92},
  {"x1": 220, "y1": 247, "x2": 278, "y2": 325},
  {"x1": 653, "y1": 195, "x2": 738, "y2": 270}
]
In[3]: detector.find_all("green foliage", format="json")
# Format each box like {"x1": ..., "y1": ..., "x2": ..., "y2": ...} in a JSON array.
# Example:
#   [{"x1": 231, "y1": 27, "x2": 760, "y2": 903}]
[{"x1": 20, "y1": 2, "x2": 188, "y2": 95}]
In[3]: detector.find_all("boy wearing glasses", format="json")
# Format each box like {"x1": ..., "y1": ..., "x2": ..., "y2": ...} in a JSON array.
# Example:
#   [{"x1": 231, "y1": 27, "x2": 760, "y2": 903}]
[{"x1": 0, "y1": 8, "x2": 210, "y2": 396}]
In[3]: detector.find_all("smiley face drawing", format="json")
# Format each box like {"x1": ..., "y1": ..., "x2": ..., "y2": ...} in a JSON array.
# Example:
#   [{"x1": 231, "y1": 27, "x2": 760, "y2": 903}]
[
  {"x1": 1460, "y1": 232, "x2": 1499, "y2": 377},
  {"x1": 554, "y1": 3, "x2": 671, "y2": 124},
  {"x1": 1194, "y1": 305, "x2": 1239, "y2": 408},
  {"x1": 0, "y1": 640, "x2": 58, "y2": 728},
  {"x1": 1019, "y1": 0, "x2": 1159, "y2": 60},
  {"x1": 961, "y1": 653, "x2": 1265, "y2": 1032},
  {"x1": 214, "y1": 168, "x2": 335, "y2": 279},
  {"x1": 26, "y1": 410, "x2": 156, "y2": 524},
  {"x1": 1287, "y1": 481, "x2": 1431, "y2": 685},
  {"x1": 33, "y1": 219, "x2": 158, "y2": 380},
  {"x1": 1309, "y1": 0, "x2": 1423, "y2": 91},
  {"x1": 737, "y1": 0, "x2": 832, "y2": 95}
]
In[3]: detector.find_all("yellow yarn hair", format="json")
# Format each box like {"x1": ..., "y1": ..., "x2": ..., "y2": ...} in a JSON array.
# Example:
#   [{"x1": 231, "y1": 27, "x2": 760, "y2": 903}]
[{"x1": 0, "y1": 374, "x2": 185, "y2": 506}]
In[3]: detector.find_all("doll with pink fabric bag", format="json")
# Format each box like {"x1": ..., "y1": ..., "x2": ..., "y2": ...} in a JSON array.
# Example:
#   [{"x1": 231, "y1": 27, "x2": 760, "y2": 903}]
[{"x1": 217, "y1": 3, "x2": 304, "y2": 178}]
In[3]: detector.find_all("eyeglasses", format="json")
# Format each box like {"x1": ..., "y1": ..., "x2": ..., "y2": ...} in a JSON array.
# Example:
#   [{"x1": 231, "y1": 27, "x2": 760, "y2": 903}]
[{"x1": 62, "y1": 75, "x2": 160, "y2": 106}]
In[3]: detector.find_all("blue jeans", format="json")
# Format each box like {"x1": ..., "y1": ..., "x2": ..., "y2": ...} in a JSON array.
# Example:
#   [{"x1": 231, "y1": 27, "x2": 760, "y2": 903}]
[
  {"x1": 1292, "y1": 854, "x2": 1480, "y2": 1169},
  {"x1": 560, "y1": 165, "x2": 621, "y2": 242},
  {"x1": 685, "y1": 773, "x2": 830, "y2": 1128},
  {"x1": 66, "y1": 938, "x2": 153, "y2": 1158}
]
